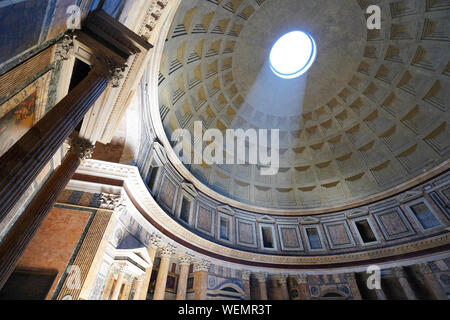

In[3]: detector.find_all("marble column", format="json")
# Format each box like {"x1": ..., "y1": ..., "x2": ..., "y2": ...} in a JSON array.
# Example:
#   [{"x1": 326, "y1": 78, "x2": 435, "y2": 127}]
[
  {"x1": 278, "y1": 274, "x2": 290, "y2": 300},
  {"x1": 297, "y1": 274, "x2": 309, "y2": 300},
  {"x1": 0, "y1": 136, "x2": 95, "y2": 289},
  {"x1": 153, "y1": 245, "x2": 175, "y2": 300},
  {"x1": 255, "y1": 273, "x2": 268, "y2": 300},
  {"x1": 242, "y1": 271, "x2": 252, "y2": 300},
  {"x1": 132, "y1": 276, "x2": 145, "y2": 301},
  {"x1": 138, "y1": 234, "x2": 160, "y2": 300},
  {"x1": 176, "y1": 255, "x2": 192, "y2": 300},
  {"x1": 111, "y1": 269, "x2": 126, "y2": 300},
  {"x1": 374, "y1": 286, "x2": 388, "y2": 300},
  {"x1": 393, "y1": 267, "x2": 417, "y2": 300},
  {"x1": 193, "y1": 261, "x2": 211, "y2": 300},
  {"x1": 0, "y1": 60, "x2": 117, "y2": 221},
  {"x1": 415, "y1": 263, "x2": 447, "y2": 300},
  {"x1": 344, "y1": 272, "x2": 362, "y2": 300},
  {"x1": 100, "y1": 267, "x2": 116, "y2": 300}
]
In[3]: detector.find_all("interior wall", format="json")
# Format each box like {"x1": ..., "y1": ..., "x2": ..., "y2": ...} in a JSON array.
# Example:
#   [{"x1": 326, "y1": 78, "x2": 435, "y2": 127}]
[{"x1": 14, "y1": 207, "x2": 92, "y2": 300}]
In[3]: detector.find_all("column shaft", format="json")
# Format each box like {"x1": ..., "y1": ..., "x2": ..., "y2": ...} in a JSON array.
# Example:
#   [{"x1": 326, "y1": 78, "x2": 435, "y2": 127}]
[
  {"x1": 280, "y1": 281, "x2": 290, "y2": 300},
  {"x1": 111, "y1": 272, "x2": 125, "y2": 300},
  {"x1": 393, "y1": 267, "x2": 417, "y2": 300},
  {"x1": 153, "y1": 255, "x2": 171, "y2": 300},
  {"x1": 176, "y1": 263, "x2": 190, "y2": 300},
  {"x1": 0, "y1": 70, "x2": 108, "y2": 220},
  {"x1": 193, "y1": 270, "x2": 208, "y2": 300},
  {"x1": 132, "y1": 278, "x2": 144, "y2": 301},
  {"x1": 0, "y1": 152, "x2": 81, "y2": 289},
  {"x1": 256, "y1": 274, "x2": 268, "y2": 300},
  {"x1": 242, "y1": 272, "x2": 251, "y2": 300},
  {"x1": 138, "y1": 245, "x2": 158, "y2": 300}
]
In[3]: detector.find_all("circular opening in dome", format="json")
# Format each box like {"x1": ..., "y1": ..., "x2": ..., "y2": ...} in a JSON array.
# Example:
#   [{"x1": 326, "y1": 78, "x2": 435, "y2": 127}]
[{"x1": 270, "y1": 31, "x2": 317, "y2": 79}]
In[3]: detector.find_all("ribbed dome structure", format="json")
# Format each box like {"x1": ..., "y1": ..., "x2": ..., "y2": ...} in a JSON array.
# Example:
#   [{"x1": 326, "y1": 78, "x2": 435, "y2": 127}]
[{"x1": 154, "y1": 0, "x2": 450, "y2": 210}]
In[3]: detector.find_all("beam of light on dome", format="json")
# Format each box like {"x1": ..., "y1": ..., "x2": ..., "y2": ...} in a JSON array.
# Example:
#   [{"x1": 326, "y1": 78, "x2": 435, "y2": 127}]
[{"x1": 269, "y1": 31, "x2": 317, "y2": 79}]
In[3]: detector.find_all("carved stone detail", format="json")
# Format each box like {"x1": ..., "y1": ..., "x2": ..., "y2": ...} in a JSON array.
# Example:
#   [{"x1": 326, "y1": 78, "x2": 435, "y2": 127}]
[
  {"x1": 157, "y1": 0, "x2": 168, "y2": 8},
  {"x1": 178, "y1": 255, "x2": 193, "y2": 266},
  {"x1": 160, "y1": 245, "x2": 175, "y2": 258},
  {"x1": 416, "y1": 263, "x2": 432, "y2": 274},
  {"x1": 100, "y1": 193, "x2": 124, "y2": 211},
  {"x1": 149, "y1": 233, "x2": 161, "y2": 249},
  {"x1": 297, "y1": 274, "x2": 308, "y2": 284},
  {"x1": 255, "y1": 273, "x2": 268, "y2": 283},
  {"x1": 193, "y1": 261, "x2": 211, "y2": 273},
  {"x1": 55, "y1": 34, "x2": 75, "y2": 61},
  {"x1": 68, "y1": 135, "x2": 95, "y2": 161},
  {"x1": 242, "y1": 271, "x2": 251, "y2": 281}
]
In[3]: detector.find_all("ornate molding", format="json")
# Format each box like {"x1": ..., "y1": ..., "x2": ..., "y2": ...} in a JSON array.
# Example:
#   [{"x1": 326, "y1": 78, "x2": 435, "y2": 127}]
[
  {"x1": 75, "y1": 160, "x2": 450, "y2": 268},
  {"x1": 100, "y1": 193, "x2": 124, "y2": 211},
  {"x1": 277, "y1": 274, "x2": 289, "y2": 284},
  {"x1": 92, "y1": 56, "x2": 128, "y2": 88}
]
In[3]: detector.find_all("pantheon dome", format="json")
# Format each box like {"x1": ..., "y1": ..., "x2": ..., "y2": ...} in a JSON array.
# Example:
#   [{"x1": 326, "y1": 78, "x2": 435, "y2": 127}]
[{"x1": 0, "y1": 0, "x2": 449, "y2": 304}]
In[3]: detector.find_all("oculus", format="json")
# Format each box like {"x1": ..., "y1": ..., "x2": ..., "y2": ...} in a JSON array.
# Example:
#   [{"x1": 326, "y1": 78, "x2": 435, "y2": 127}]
[{"x1": 269, "y1": 31, "x2": 317, "y2": 79}]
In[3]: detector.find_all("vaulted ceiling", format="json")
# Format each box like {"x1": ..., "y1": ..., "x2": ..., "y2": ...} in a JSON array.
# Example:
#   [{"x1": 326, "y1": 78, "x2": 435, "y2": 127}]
[{"x1": 155, "y1": 0, "x2": 450, "y2": 210}]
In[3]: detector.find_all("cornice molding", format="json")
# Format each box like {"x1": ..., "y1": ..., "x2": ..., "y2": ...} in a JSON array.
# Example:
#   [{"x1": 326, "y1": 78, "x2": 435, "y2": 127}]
[{"x1": 73, "y1": 159, "x2": 450, "y2": 269}]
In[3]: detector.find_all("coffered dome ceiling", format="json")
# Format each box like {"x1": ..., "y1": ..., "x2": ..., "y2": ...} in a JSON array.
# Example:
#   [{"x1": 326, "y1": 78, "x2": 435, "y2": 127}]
[{"x1": 155, "y1": 0, "x2": 450, "y2": 210}]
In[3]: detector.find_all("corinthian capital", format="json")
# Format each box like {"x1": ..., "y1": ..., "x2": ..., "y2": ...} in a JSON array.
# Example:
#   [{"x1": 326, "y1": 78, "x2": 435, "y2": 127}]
[
  {"x1": 193, "y1": 260, "x2": 211, "y2": 273},
  {"x1": 255, "y1": 273, "x2": 268, "y2": 283},
  {"x1": 178, "y1": 255, "x2": 193, "y2": 266},
  {"x1": 55, "y1": 34, "x2": 75, "y2": 61},
  {"x1": 92, "y1": 56, "x2": 128, "y2": 88},
  {"x1": 100, "y1": 193, "x2": 124, "y2": 211},
  {"x1": 149, "y1": 233, "x2": 161, "y2": 249},
  {"x1": 242, "y1": 271, "x2": 251, "y2": 281},
  {"x1": 297, "y1": 274, "x2": 308, "y2": 284},
  {"x1": 160, "y1": 245, "x2": 175, "y2": 258},
  {"x1": 68, "y1": 135, "x2": 95, "y2": 161}
]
